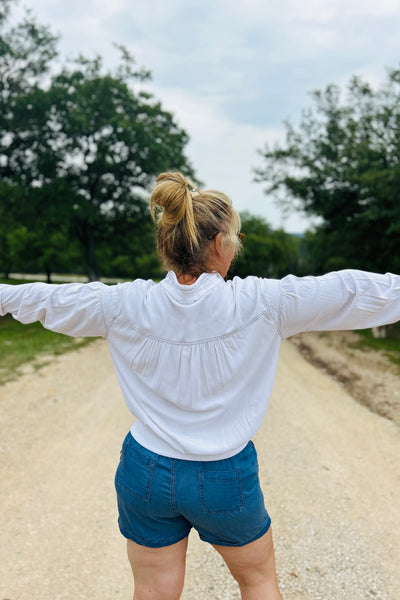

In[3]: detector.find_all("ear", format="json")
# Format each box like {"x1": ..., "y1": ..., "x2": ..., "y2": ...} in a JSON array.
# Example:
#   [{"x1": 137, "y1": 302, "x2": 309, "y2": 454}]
[{"x1": 215, "y1": 232, "x2": 224, "y2": 257}]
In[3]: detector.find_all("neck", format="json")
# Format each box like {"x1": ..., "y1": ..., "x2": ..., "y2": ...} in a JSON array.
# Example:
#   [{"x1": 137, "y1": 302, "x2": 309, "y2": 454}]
[{"x1": 176, "y1": 272, "x2": 198, "y2": 285}]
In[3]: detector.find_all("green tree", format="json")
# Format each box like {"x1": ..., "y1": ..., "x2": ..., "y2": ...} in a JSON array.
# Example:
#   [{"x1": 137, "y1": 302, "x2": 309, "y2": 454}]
[
  {"x1": 230, "y1": 212, "x2": 299, "y2": 278},
  {"x1": 256, "y1": 69, "x2": 400, "y2": 274},
  {"x1": 0, "y1": 181, "x2": 24, "y2": 277},
  {"x1": 95, "y1": 196, "x2": 162, "y2": 280},
  {"x1": 0, "y1": 4, "x2": 195, "y2": 280},
  {"x1": 44, "y1": 52, "x2": 194, "y2": 280},
  {"x1": 0, "y1": 0, "x2": 59, "y2": 277}
]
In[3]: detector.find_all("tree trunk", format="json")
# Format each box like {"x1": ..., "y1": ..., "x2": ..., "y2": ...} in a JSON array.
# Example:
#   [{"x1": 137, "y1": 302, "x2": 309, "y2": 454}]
[
  {"x1": 371, "y1": 324, "x2": 398, "y2": 339},
  {"x1": 82, "y1": 221, "x2": 100, "y2": 282},
  {"x1": 45, "y1": 265, "x2": 52, "y2": 284}
]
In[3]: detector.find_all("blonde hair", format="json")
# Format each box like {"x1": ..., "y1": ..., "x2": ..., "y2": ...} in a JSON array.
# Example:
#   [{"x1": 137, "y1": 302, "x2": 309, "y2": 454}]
[{"x1": 150, "y1": 171, "x2": 241, "y2": 277}]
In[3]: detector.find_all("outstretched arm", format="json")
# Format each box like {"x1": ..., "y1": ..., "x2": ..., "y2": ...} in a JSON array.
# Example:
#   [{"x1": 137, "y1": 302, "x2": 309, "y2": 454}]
[
  {"x1": 276, "y1": 270, "x2": 400, "y2": 339},
  {"x1": 0, "y1": 281, "x2": 114, "y2": 338}
]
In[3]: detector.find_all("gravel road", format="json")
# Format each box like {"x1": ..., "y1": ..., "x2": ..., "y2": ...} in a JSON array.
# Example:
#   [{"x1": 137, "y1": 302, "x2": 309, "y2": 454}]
[{"x1": 0, "y1": 338, "x2": 399, "y2": 600}]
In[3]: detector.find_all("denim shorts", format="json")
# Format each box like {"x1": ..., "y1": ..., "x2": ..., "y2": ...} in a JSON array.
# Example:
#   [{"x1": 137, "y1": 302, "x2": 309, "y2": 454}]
[{"x1": 114, "y1": 432, "x2": 271, "y2": 548}]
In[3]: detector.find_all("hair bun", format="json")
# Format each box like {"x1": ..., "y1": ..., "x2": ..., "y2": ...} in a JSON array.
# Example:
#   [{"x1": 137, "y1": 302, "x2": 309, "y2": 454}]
[
  {"x1": 150, "y1": 170, "x2": 240, "y2": 276},
  {"x1": 156, "y1": 171, "x2": 188, "y2": 189},
  {"x1": 150, "y1": 171, "x2": 198, "y2": 248}
]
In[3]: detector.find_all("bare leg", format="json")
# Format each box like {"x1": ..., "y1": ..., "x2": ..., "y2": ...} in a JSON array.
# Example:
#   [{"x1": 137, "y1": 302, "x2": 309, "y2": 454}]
[
  {"x1": 213, "y1": 528, "x2": 283, "y2": 600},
  {"x1": 127, "y1": 537, "x2": 188, "y2": 600}
]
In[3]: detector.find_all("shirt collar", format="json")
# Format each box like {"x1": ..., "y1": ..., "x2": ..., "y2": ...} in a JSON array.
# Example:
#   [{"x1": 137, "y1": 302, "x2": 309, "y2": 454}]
[{"x1": 160, "y1": 271, "x2": 224, "y2": 303}]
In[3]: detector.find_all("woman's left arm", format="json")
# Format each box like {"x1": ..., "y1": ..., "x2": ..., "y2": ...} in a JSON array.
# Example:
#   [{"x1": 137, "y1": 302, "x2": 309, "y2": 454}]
[
  {"x1": 277, "y1": 270, "x2": 400, "y2": 339},
  {"x1": 0, "y1": 281, "x2": 115, "y2": 338}
]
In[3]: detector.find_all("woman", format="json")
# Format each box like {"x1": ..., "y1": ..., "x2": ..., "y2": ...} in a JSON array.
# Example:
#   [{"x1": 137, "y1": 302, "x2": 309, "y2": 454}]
[{"x1": 1, "y1": 171, "x2": 400, "y2": 600}]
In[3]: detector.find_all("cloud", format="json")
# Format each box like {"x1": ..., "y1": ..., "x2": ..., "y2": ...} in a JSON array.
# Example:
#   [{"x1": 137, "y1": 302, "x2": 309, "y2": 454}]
[
  {"x1": 102, "y1": 0, "x2": 400, "y2": 130},
  {"x1": 148, "y1": 84, "x2": 311, "y2": 231},
  {"x1": 22, "y1": 0, "x2": 400, "y2": 129}
]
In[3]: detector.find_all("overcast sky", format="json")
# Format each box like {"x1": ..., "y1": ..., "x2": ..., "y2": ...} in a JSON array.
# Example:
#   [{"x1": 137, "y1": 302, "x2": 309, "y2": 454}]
[{"x1": 14, "y1": 0, "x2": 400, "y2": 232}]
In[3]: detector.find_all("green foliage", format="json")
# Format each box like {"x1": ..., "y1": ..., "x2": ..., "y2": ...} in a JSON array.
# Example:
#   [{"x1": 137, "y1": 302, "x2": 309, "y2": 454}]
[
  {"x1": 43, "y1": 54, "x2": 194, "y2": 279},
  {"x1": 256, "y1": 70, "x2": 400, "y2": 274},
  {"x1": 230, "y1": 212, "x2": 299, "y2": 278}
]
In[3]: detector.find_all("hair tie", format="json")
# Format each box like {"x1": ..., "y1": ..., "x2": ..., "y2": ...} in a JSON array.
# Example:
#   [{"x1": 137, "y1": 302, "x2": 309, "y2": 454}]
[{"x1": 187, "y1": 183, "x2": 200, "y2": 195}]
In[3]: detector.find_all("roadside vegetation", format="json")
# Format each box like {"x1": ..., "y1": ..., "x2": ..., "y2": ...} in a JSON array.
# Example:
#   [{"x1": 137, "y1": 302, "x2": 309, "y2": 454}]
[
  {"x1": 353, "y1": 328, "x2": 400, "y2": 372},
  {"x1": 0, "y1": 277, "x2": 97, "y2": 386},
  {"x1": 0, "y1": 313, "x2": 96, "y2": 386}
]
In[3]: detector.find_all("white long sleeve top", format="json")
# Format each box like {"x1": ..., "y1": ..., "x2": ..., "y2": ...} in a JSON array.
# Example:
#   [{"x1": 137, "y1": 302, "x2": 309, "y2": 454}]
[{"x1": 1, "y1": 269, "x2": 400, "y2": 460}]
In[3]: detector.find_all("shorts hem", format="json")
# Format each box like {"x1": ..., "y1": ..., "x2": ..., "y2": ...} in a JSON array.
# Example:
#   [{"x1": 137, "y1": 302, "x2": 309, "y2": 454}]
[
  {"x1": 118, "y1": 525, "x2": 190, "y2": 548},
  {"x1": 198, "y1": 516, "x2": 271, "y2": 547}
]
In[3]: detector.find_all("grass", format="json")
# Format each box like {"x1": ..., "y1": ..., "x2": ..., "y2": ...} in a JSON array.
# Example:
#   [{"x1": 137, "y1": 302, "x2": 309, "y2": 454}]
[
  {"x1": 351, "y1": 327, "x2": 400, "y2": 371},
  {"x1": 0, "y1": 278, "x2": 97, "y2": 386},
  {"x1": 0, "y1": 277, "x2": 40, "y2": 285},
  {"x1": 0, "y1": 315, "x2": 96, "y2": 385}
]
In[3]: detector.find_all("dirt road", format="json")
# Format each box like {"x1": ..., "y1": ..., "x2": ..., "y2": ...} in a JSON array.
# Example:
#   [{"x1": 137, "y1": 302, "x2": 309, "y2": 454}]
[{"x1": 0, "y1": 339, "x2": 399, "y2": 600}]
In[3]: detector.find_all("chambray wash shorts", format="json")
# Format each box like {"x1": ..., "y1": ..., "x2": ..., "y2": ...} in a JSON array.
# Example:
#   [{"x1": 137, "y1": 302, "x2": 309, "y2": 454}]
[{"x1": 114, "y1": 432, "x2": 271, "y2": 548}]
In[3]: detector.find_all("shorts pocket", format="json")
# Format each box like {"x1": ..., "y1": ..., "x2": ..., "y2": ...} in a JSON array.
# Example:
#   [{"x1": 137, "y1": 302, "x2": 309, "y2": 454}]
[
  {"x1": 115, "y1": 443, "x2": 155, "y2": 503},
  {"x1": 198, "y1": 469, "x2": 244, "y2": 514}
]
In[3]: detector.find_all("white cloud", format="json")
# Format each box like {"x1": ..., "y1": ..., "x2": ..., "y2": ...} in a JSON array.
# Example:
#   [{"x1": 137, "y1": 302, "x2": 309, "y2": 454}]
[{"x1": 149, "y1": 85, "x2": 310, "y2": 231}]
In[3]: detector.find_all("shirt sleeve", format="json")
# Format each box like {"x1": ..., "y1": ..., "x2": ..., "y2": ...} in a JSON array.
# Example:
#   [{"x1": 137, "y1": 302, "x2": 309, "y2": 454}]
[
  {"x1": 0, "y1": 281, "x2": 118, "y2": 338},
  {"x1": 277, "y1": 270, "x2": 400, "y2": 339}
]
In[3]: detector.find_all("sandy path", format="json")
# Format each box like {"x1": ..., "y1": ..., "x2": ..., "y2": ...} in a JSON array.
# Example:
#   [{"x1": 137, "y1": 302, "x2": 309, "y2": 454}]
[{"x1": 0, "y1": 339, "x2": 399, "y2": 600}]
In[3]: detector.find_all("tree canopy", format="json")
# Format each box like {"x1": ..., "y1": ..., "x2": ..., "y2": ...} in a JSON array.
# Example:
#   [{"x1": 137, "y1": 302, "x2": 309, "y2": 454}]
[
  {"x1": 229, "y1": 212, "x2": 299, "y2": 279},
  {"x1": 256, "y1": 68, "x2": 400, "y2": 274},
  {"x1": 0, "y1": 2, "x2": 194, "y2": 280}
]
